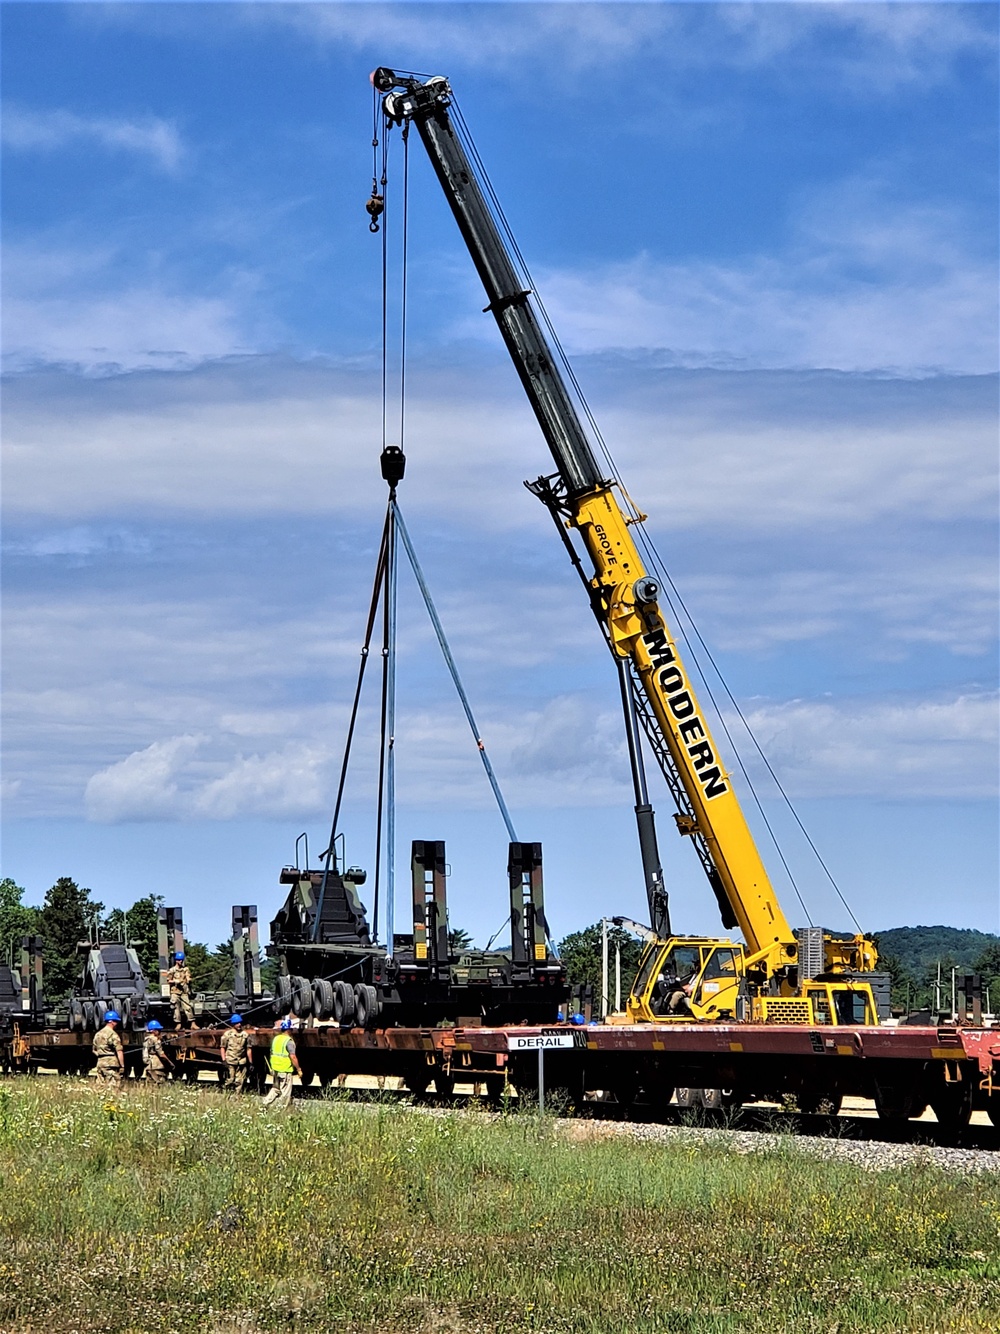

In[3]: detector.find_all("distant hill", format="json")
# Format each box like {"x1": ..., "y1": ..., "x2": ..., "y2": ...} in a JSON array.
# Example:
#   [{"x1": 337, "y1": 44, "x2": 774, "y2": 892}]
[{"x1": 874, "y1": 925, "x2": 999, "y2": 980}]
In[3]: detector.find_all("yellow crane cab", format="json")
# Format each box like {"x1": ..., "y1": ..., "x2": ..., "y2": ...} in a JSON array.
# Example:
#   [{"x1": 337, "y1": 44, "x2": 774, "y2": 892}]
[
  {"x1": 628, "y1": 935, "x2": 880, "y2": 1026},
  {"x1": 628, "y1": 937, "x2": 744, "y2": 1023}
]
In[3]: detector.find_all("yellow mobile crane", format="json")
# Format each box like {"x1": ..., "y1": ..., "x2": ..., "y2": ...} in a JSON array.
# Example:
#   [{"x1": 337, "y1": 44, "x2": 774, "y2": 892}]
[{"x1": 373, "y1": 70, "x2": 881, "y2": 1027}]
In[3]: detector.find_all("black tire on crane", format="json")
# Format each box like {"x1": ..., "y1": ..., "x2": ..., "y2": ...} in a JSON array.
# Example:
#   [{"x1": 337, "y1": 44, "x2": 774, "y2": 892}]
[
  {"x1": 334, "y1": 981, "x2": 356, "y2": 1027},
  {"x1": 82, "y1": 1001, "x2": 96, "y2": 1031},
  {"x1": 363, "y1": 985, "x2": 380, "y2": 1025},
  {"x1": 274, "y1": 975, "x2": 292, "y2": 1017},
  {"x1": 291, "y1": 975, "x2": 312, "y2": 1017},
  {"x1": 120, "y1": 997, "x2": 133, "y2": 1031},
  {"x1": 68, "y1": 999, "x2": 84, "y2": 1032},
  {"x1": 312, "y1": 978, "x2": 334, "y2": 1020},
  {"x1": 353, "y1": 983, "x2": 370, "y2": 1029}
]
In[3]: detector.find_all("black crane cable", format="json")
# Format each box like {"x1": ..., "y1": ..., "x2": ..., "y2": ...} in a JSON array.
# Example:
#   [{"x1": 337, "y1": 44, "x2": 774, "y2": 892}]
[{"x1": 447, "y1": 97, "x2": 863, "y2": 936}]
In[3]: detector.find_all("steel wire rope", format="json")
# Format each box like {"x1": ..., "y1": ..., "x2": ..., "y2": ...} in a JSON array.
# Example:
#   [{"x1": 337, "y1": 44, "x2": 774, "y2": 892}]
[{"x1": 448, "y1": 96, "x2": 866, "y2": 933}]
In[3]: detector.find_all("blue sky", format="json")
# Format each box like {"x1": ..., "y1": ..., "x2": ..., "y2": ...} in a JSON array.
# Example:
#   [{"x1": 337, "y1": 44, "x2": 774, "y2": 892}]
[{"x1": 2, "y1": 1, "x2": 997, "y2": 949}]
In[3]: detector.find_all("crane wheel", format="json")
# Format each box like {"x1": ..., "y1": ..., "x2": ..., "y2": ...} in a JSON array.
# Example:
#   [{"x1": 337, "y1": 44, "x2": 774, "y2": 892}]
[
  {"x1": 333, "y1": 980, "x2": 356, "y2": 1027},
  {"x1": 353, "y1": 983, "x2": 370, "y2": 1029},
  {"x1": 273, "y1": 975, "x2": 292, "y2": 1017},
  {"x1": 312, "y1": 978, "x2": 335, "y2": 1021},
  {"x1": 290, "y1": 975, "x2": 312, "y2": 1017}
]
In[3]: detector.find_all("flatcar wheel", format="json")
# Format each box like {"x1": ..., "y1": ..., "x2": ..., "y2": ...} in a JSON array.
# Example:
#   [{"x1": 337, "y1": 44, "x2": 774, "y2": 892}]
[
  {"x1": 404, "y1": 1068, "x2": 431, "y2": 1096},
  {"x1": 433, "y1": 1071, "x2": 455, "y2": 1099},
  {"x1": 183, "y1": 1065, "x2": 198, "y2": 1084},
  {"x1": 674, "y1": 1087, "x2": 698, "y2": 1110},
  {"x1": 485, "y1": 1073, "x2": 506, "y2": 1104},
  {"x1": 930, "y1": 1083, "x2": 973, "y2": 1130},
  {"x1": 700, "y1": 1088, "x2": 724, "y2": 1111}
]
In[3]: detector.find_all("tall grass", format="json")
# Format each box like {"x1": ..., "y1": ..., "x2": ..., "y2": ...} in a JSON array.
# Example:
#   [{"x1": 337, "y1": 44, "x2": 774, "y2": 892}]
[{"x1": 0, "y1": 1079, "x2": 997, "y2": 1332}]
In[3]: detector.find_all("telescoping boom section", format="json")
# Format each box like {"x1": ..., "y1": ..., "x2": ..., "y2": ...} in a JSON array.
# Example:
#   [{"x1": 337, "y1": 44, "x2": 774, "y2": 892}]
[{"x1": 374, "y1": 69, "x2": 879, "y2": 1024}]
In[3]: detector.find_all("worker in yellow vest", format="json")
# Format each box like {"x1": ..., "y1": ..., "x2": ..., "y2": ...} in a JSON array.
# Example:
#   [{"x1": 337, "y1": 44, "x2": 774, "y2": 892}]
[{"x1": 261, "y1": 1017, "x2": 301, "y2": 1110}]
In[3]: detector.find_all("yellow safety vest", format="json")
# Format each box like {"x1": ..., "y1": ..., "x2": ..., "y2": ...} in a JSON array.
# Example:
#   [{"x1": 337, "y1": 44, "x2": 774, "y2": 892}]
[{"x1": 270, "y1": 1033, "x2": 294, "y2": 1074}]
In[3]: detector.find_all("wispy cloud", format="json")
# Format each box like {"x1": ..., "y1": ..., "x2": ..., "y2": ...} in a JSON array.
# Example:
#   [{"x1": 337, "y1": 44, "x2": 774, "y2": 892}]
[
  {"x1": 738, "y1": 691, "x2": 999, "y2": 800},
  {"x1": 254, "y1": 2, "x2": 994, "y2": 92},
  {"x1": 4, "y1": 356, "x2": 994, "y2": 529},
  {"x1": 2, "y1": 243, "x2": 260, "y2": 373},
  {"x1": 529, "y1": 189, "x2": 997, "y2": 375},
  {"x1": 2, "y1": 104, "x2": 183, "y2": 172}
]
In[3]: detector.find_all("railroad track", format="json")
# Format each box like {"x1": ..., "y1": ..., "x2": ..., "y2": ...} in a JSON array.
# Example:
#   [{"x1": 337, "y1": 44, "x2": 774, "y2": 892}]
[{"x1": 291, "y1": 1079, "x2": 999, "y2": 1154}]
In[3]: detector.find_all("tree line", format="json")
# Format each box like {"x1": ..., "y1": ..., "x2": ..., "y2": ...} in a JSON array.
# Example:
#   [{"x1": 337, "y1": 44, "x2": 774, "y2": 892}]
[{"x1": 0, "y1": 876, "x2": 244, "y2": 1001}]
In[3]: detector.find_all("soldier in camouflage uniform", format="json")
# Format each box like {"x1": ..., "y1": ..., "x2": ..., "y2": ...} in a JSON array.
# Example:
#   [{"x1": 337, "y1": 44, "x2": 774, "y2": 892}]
[
  {"x1": 164, "y1": 950, "x2": 195, "y2": 1028},
  {"x1": 142, "y1": 1020, "x2": 173, "y2": 1084},
  {"x1": 219, "y1": 1014, "x2": 249, "y2": 1092},
  {"x1": 92, "y1": 1011, "x2": 125, "y2": 1088}
]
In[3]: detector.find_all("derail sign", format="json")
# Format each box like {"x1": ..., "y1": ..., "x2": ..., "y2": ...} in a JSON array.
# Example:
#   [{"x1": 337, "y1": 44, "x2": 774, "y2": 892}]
[{"x1": 508, "y1": 1033, "x2": 578, "y2": 1050}]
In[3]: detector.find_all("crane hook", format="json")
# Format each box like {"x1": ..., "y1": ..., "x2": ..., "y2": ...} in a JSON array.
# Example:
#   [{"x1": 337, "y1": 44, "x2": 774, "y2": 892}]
[{"x1": 366, "y1": 191, "x2": 385, "y2": 233}]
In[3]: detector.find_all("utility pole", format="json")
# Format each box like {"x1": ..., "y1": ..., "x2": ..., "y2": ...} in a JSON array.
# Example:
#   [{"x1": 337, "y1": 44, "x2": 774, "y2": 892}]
[{"x1": 601, "y1": 918, "x2": 609, "y2": 1020}]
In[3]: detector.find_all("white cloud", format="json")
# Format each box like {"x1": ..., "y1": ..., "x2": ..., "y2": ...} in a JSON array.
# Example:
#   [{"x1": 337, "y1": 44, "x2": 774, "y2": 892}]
[
  {"x1": 738, "y1": 691, "x2": 999, "y2": 800},
  {"x1": 4, "y1": 356, "x2": 995, "y2": 530},
  {"x1": 530, "y1": 191, "x2": 997, "y2": 375},
  {"x1": 2, "y1": 105, "x2": 183, "y2": 172},
  {"x1": 2, "y1": 242, "x2": 259, "y2": 373},
  {"x1": 84, "y1": 734, "x2": 205, "y2": 822},
  {"x1": 252, "y1": 2, "x2": 993, "y2": 91}
]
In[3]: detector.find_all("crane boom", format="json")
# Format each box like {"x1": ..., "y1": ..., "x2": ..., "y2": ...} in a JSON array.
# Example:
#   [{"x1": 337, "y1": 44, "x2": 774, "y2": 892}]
[{"x1": 374, "y1": 70, "x2": 876, "y2": 997}]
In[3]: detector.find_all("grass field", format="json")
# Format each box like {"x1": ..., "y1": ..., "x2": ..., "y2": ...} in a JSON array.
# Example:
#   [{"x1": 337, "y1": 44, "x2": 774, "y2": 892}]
[{"x1": 0, "y1": 1079, "x2": 997, "y2": 1333}]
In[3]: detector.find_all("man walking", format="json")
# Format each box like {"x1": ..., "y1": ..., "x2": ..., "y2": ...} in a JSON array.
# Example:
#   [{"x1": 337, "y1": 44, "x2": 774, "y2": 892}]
[
  {"x1": 92, "y1": 1010, "x2": 125, "y2": 1089},
  {"x1": 142, "y1": 1020, "x2": 173, "y2": 1084},
  {"x1": 219, "y1": 1014, "x2": 249, "y2": 1092},
  {"x1": 164, "y1": 950, "x2": 195, "y2": 1028},
  {"x1": 261, "y1": 1017, "x2": 300, "y2": 1111}
]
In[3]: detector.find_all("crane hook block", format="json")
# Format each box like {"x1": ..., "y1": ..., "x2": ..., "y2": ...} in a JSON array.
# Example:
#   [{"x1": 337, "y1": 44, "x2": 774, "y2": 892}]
[
  {"x1": 380, "y1": 445, "x2": 406, "y2": 490},
  {"x1": 366, "y1": 193, "x2": 385, "y2": 233}
]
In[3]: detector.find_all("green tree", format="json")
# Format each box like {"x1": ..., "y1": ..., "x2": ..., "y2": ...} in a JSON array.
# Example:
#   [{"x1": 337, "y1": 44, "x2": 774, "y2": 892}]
[
  {"x1": 184, "y1": 941, "x2": 236, "y2": 994},
  {"x1": 871, "y1": 936, "x2": 919, "y2": 1010},
  {"x1": 37, "y1": 877, "x2": 104, "y2": 1000},
  {"x1": 0, "y1": 877, "x2": 40, "y2": 964},
  {"x1": 448, "y1": 927, "x2": 474, "y2": 953},
  {"x1": 557, "y1": 921, "x2": 644, "y2": 1007},
  {"x1": 973, "y1": 941, "x2": 1000, "y2": 1012},
  {"x1": 103, "y1": 894, "x2": 163, "y2": 980}
]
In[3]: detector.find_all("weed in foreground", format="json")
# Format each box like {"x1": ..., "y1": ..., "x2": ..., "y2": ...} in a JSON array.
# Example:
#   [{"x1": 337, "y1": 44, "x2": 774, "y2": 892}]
[{"x1": 0, "y1": 1079, "x2": 996, "y2": 1333}]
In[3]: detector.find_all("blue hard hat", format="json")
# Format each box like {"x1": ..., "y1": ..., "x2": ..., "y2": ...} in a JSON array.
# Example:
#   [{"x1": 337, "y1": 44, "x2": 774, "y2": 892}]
[
  {"x1": 104, "y1": 1010, "x2": 121, "y2": 1023},
  {"x1": 146, "y1": 1020, "x2": 162, "y2": 1031},
  {"x1": 230, "y1": 1014, "x2": 242, "y2": 1025},
  {"x1": 174, "y1": 950, "x2": 185, "y2": 961},
  {"x1": 279, "y1": 1017, "x2": 293, "y2": 1030},
  {"x1": 570, "y1": 1012, "x2": 586, "y2": 1026}
]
